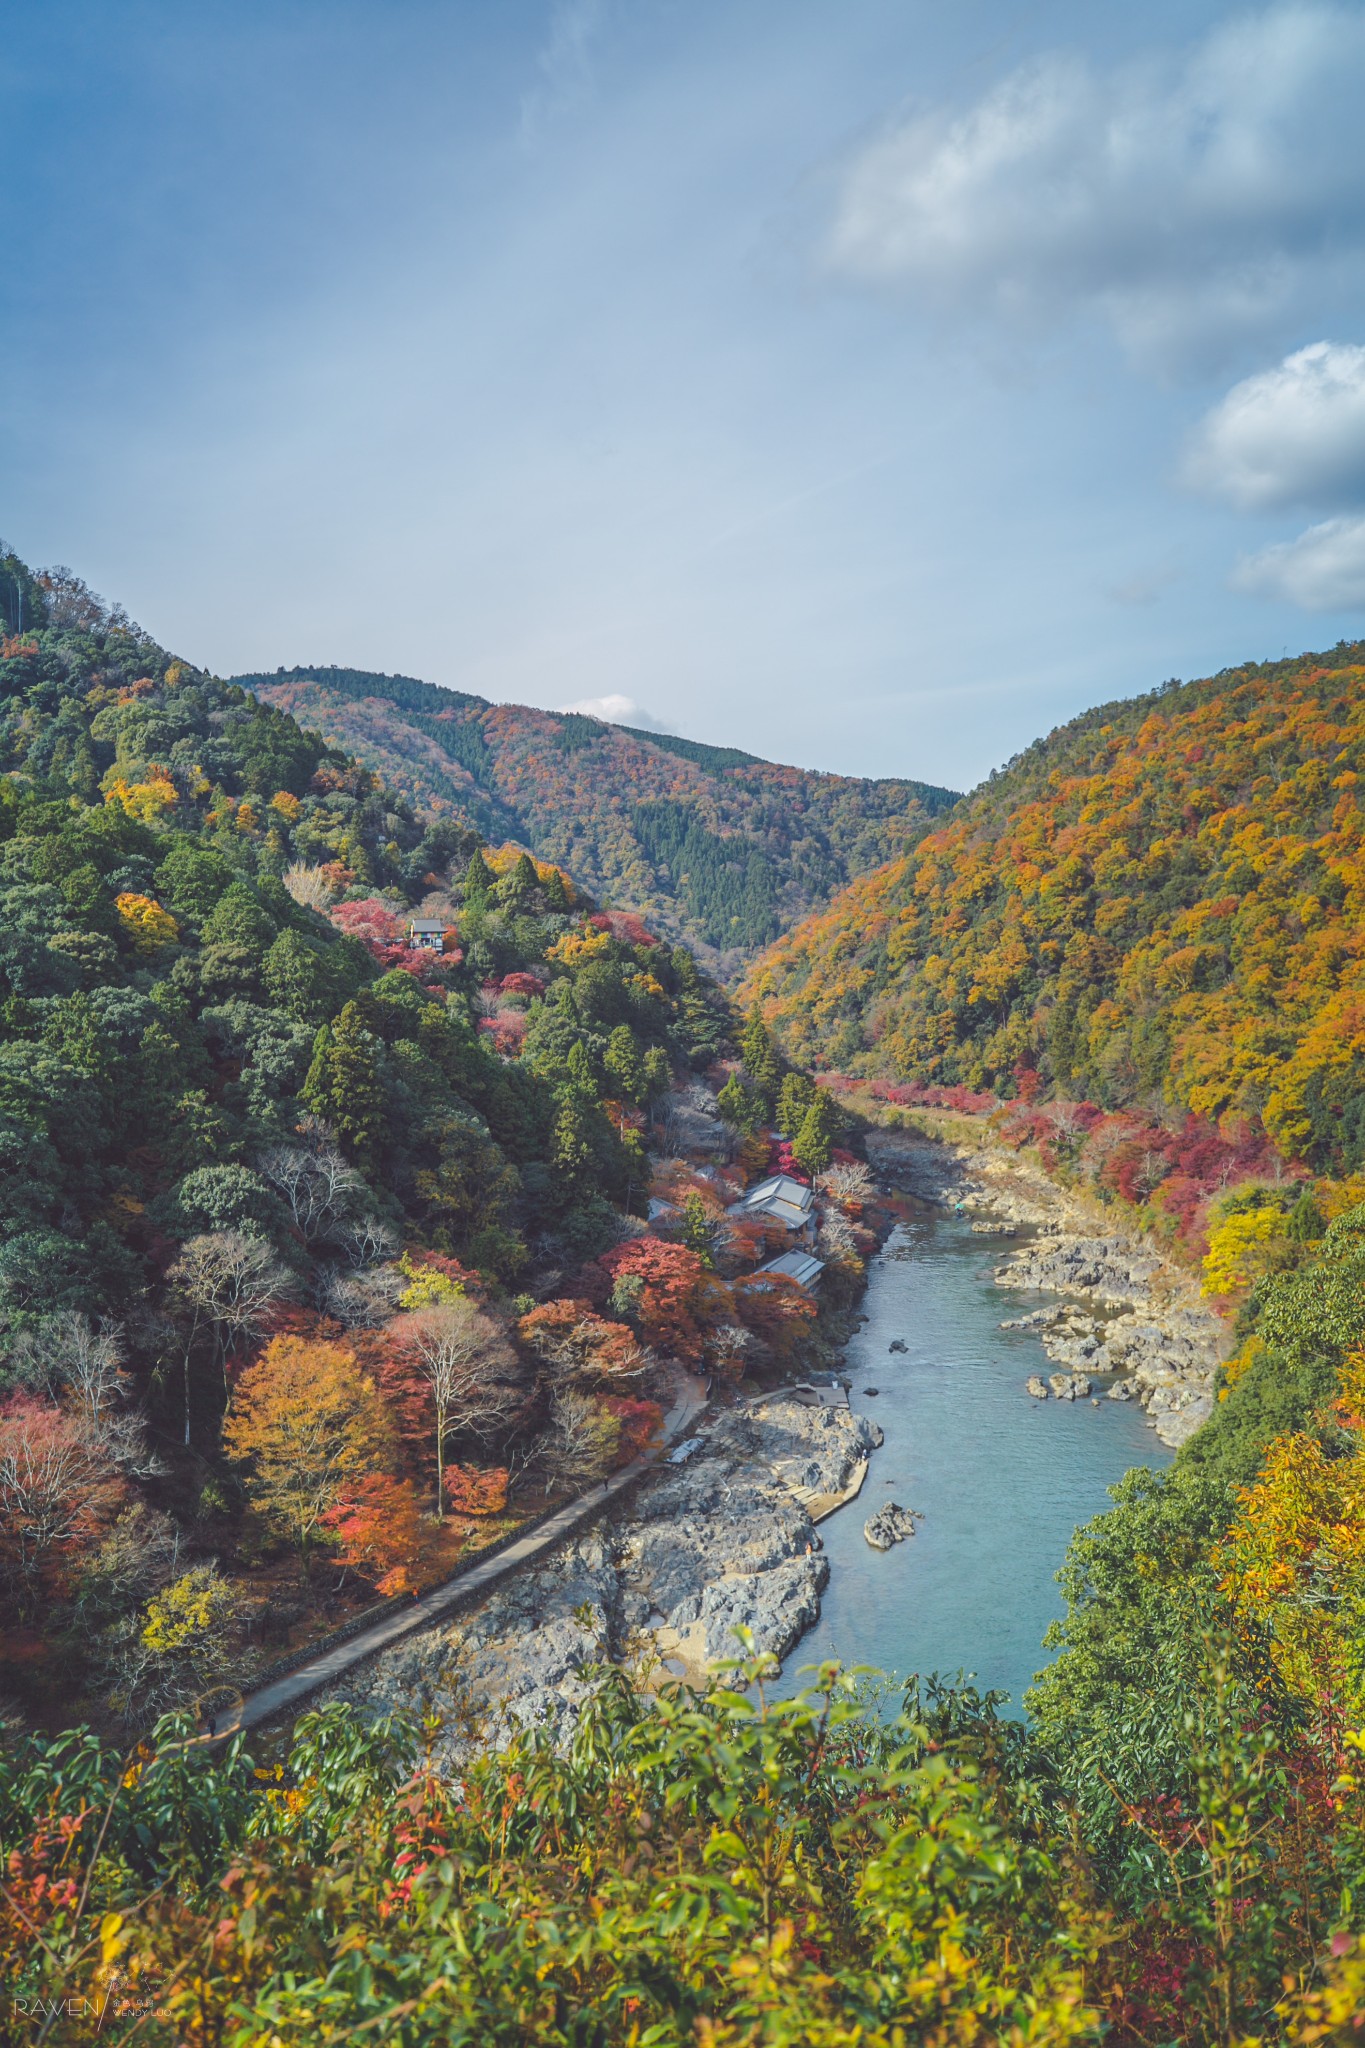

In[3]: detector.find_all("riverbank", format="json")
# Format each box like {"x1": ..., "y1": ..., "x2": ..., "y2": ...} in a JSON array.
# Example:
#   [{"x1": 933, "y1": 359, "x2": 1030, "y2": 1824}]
[
  {"x1": 318, "y1": 1391, "x2": 882, "y2": 1762},
  {"x1": 321, "y1": 1112, "x2": 1220, "y2": 1743},
  {"x1": 862, "y1": 1117, "x2": 1226, "y2": 1448}
]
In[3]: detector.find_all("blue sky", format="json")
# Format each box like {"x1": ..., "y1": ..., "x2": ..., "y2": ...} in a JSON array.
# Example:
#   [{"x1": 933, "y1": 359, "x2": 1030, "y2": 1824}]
[{"x1": 8, "y1": 2, "x2": 1365, "y2": 787}]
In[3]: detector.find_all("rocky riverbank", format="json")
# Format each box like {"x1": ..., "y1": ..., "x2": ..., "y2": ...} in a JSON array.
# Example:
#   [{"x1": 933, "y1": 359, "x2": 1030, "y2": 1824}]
[
  {"x1": 863, "y1": 1124, "x2": 1225, "y2": 1449},
  {"x1": 318, "y1": 1394, "x2": 882, "y2": 1764}
]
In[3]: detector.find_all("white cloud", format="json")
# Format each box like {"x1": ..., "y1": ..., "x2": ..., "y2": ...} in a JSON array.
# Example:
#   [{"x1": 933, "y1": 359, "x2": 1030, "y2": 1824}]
[
  {"x1": 556, "y1": 692, "x2": 670, "y2": 730},
  {"x1": 520, "y1": 0, "x2": 611, "y2": 143},
  {"x1": 1232, "y1": 514, "x2": 1365, "y2": 608},
  {"x1": 1185, "y1": 342, "x2": 1365, "y2": 509},
  {"x1": 822, "y1": 6, "x2": 1365, "y2": 369}
]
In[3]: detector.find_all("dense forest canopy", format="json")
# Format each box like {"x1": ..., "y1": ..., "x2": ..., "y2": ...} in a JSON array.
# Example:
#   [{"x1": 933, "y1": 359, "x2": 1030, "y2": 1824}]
[
  {"x1": 745, "y1": 645, "x2": 1365, "y2": 1174},
  {"x1": 236, "y1": 665, "x2": 959, "y2": 974},
  {"x1": 0, "y1": 546, "x2": 816, "y2": 1741}
]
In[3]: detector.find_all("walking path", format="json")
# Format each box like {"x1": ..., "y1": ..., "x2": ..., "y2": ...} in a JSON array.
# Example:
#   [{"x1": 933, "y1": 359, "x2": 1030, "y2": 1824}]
[{"x1": 208, "y1": 1374, "x2": 708, "y2": 1742}]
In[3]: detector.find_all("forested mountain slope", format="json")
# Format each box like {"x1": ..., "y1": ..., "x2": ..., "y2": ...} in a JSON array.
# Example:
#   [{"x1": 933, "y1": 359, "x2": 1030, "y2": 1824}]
[
  {"x1": 1, "y1": 546, "x2": 822, "y2": 1728},
  {"x1": 236, "y1": 665, "x2": 958, "y2": 974},
  {"x1": 744, "y1": 645, "x2": 1365, "y2": 1173}
]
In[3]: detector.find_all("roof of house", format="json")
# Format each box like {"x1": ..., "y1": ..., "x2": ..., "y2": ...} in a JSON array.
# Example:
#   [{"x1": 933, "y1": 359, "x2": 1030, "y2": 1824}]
[
  {"x1": 409, "y1": 919, "x2": 446, "y2": 933},
  {"x1": 755, "y1": 1249, "x2": 825, "y2": 1290},
  {"x1": 728, "y1": 1173, "x2": 815, "y2": 1230}
]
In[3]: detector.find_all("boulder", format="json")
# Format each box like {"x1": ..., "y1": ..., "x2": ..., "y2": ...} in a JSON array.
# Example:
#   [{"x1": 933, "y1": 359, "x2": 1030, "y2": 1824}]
[
  {"x1": 1025, "y1": 1375, "x2": 1050, "y2": 1399},
  {"x1": 888, "y1": 1338, "x2": 908, "y2": 1353},
  {"x1": 864, "y1": 1502, "x2": 918, "y2": 1550}
]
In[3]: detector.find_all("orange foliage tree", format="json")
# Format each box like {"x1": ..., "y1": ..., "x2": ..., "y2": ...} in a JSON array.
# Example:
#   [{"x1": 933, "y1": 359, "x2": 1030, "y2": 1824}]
[
  {"x1": 516, "y1": 1299, "x2": 650, "y2": 1386},
  {"x1": 598, "y1": 1396, "x2": 665, "y2": 1464},
  {"x1": 442, "y1": 1466, "x2": 510, "y2": 1516},
  {"x1": 598, "y1": 1237, "x2": 726, "y2": 1363},
  {"x1": 223, "y1": 1336, "x2": 392, "y2": 1559},
  {"x1": 732, "y1": 1271, "x2": 819, "y2": 1362},
  {"x1": 321, "y1": 1475, "x2": 432, "y2": 1596}
]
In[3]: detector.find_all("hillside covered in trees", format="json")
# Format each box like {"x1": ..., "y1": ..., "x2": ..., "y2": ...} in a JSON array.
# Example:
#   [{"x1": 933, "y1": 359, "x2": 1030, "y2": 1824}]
[
  {"x1": 744, "y1": 645, "x2": 1365, "y2": 1176},
  {"x1": 235, "y1": 664, "x2": 958, "y2": 974},
  {"x1": 0, "y1": 545, "x2": 868, "y2": 1738}
]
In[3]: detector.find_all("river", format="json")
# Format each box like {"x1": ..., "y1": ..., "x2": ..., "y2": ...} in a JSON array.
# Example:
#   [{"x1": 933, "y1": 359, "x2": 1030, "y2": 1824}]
[{"x1": 781, "y1": 1206, "x2": 1172, "y2": 1711}]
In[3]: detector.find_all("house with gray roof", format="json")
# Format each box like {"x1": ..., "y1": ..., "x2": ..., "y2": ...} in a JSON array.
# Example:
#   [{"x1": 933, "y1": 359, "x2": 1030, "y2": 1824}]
[
  {"x1": 754, "y1": 1249, "x2": 825, "y2": 1292},
  {"x1": 727, "y1": 1172, "x2": 817, "y2": 1243}
]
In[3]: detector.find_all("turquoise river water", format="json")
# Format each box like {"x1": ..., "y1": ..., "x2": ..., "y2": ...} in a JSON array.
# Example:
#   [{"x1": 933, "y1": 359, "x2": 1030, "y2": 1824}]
[{"x1": 780, "y1": 1206, "x2": 1172, "y2": 1712}]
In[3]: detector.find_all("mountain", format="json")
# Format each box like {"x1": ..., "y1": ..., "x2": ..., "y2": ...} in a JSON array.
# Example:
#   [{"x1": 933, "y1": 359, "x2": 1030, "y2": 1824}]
[
  {"x1": 743, "y1": 643, "x2": 1365, "y2": 1174},
  {"x1": 233, "y1": 665, "x2": 959, "y2": 976}
]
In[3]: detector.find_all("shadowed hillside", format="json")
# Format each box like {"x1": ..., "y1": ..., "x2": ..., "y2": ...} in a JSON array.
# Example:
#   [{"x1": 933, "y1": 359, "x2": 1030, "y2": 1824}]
[{"x1": 236, "y1": 666, "x2": 958, "y2": 976}]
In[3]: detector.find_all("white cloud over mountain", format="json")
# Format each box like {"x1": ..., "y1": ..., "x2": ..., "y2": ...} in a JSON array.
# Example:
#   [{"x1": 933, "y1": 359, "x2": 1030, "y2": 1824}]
[
  {"x1": 556, "y1": 693, "x2": 670, "y2": 731},
  {"x1": 1233, "y1": 516, "x2": 1365, "y2": 610},
  {"x1": 1185, "y1": 343, "x2": 1365, "y2": 510},
  {"x1": 823, "y1": 5, "x2": 1365, "y2": 370}
]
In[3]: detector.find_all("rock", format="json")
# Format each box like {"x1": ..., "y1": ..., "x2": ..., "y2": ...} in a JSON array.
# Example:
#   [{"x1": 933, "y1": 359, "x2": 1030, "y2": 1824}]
[
  {"x1": 862, "y1": 1386, "x2": 880, "y2": 1396},
  {"x1": 316, "y1": 1395, "x2": 884, "y2": 1767},
  {"x1": 1107, "y1": 1378, "x2": 1135, "y2": 1401},
  {"x1": 864, "y1": 1503, "x2": 918, "y2": 1550},
  {"x1": 1025, "y1": 1375, "x2": 1050, "y2": 1399},
  {"x1": 1070, "y1": 1375, "x2": 1093, "y2": 1398},
  {"x1": 888, "y1": 1338, "x2": 908, "y2": 1354},
  {"x1": 1048, "y1": 1373, "x2": 1078, "y2": 1400}
]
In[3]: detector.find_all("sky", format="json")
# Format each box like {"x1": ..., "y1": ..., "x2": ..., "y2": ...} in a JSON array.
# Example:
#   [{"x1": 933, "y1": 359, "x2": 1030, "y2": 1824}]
[{"x1": 8, "y1": 1, "x2": 1365, "y2": 788}]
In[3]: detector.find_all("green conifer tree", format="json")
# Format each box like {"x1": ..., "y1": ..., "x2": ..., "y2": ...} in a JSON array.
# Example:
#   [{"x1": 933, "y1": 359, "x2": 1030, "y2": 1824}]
[
  {"x1": 604, "y1": 1024, "x2": 645, "y2": 1105},
  {"x1": 462, "y1": 848, "x2": 496, "y2": 903},
  {"x1": 792, "y1": 1091, "x2": 837, "y2": 1177},
  {"x1": 303, "y1": 1001, "x2": 385, "y2": 1169},
  {"x1": 777, "y1": 1071, "x2": 815, "y2": 1136}
]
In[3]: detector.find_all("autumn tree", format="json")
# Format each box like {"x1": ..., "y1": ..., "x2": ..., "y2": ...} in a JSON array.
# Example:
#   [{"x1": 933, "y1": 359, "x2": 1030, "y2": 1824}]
[
  {"x1": 516, "y1": 1298, "x2": 650, "y2": 1386},
  {"x1": 599, "y1": 1236, "x2": 721, "y2": 1362},
  {"x1": 732, "y1": 1270, "x2": 819, "y2": 1362},
  {"x1": 321, "y1": 1476, "x2": 432, "y2": 1596},
  {"x1": 0, "y1": 1396, "x2": 126, "y2": 1622},
  {"x1": 385, "y1": 1301, "x2": 521, "y2": 1517},
  {"x1": 223, "y1": 1337, "x2": 393, "y2": 1559},
  {"x1": 167, "y1": 1231, "x2": 292, "y2": 1447}
]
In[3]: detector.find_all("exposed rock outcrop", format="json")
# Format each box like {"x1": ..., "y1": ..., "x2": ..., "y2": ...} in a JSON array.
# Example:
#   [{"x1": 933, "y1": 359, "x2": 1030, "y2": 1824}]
[
  {"x1": 317, "y1": 1396, "x2": 882, "y2": 1769},
  {"x1": 863, "y1": 1502, "x2": 918, "y2": 1549}
]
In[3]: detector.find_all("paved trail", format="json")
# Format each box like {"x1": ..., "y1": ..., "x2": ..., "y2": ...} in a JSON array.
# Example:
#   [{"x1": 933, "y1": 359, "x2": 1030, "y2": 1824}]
[{"x1": 209, "y1": 1375, "x2": 707, "y2": 1742}]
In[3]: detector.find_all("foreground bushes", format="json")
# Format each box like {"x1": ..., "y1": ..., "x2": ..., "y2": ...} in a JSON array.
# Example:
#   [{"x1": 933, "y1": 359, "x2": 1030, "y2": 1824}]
[{"x1": 4, "y1": 1644, "x2": 1365, "y2": 2045}]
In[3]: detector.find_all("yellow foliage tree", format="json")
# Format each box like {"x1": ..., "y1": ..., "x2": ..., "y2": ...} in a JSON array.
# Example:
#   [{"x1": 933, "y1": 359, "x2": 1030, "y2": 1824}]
[
  {"x1": 104, "y1": 773, "x2": 178, "y2": 821},
  {"x1": 223, "y1": 1336, "x2": 393, "y2": 1558},
  {"x1": 1201, "y1": 1206, "x2": 1282, "y2": 1298},
  {"x1": 1218, "y1": 1350, "x2": 1365, "y2": 1713},
  {"x1": 545, "y1": 926, "x2": 611, "y2": 968},
  {"x1": 115, "y1": 891, "x2": 179, "y2": 955},
  {"x1": 396, "y1": 1251, "x2": 466, "y2": 1311}
]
